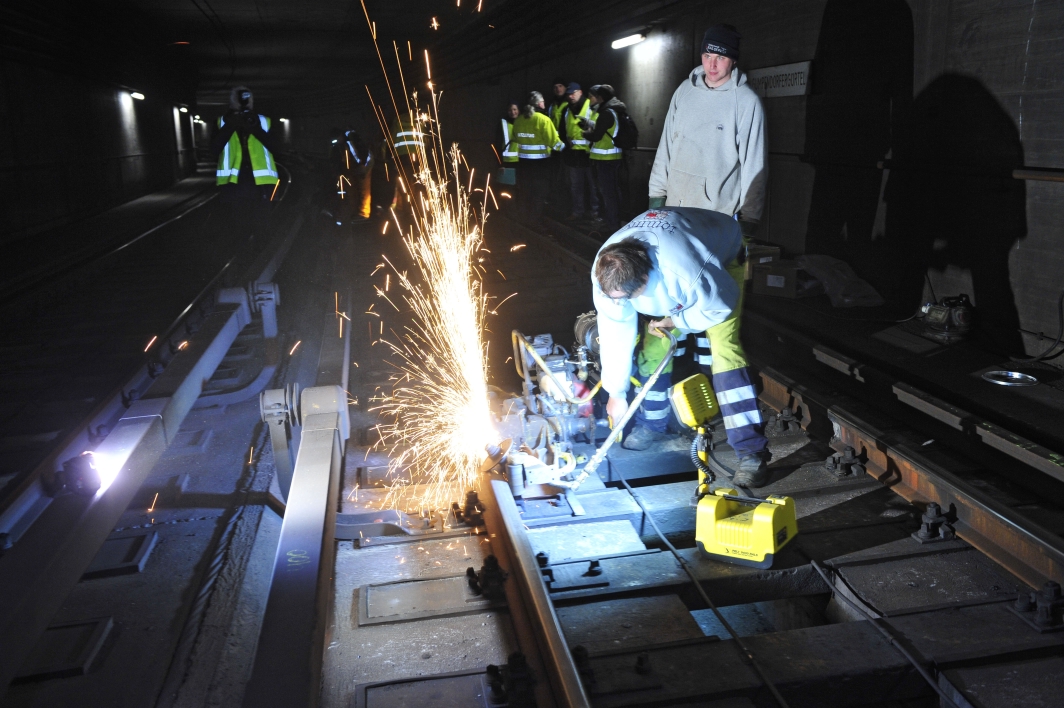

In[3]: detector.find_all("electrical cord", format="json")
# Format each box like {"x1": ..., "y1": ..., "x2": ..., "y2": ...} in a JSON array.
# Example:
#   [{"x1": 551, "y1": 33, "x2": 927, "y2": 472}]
[
  {"x1": 809, "y1": 561, "x2": 960, "y2": 708},
  {"x1": 615, "y1": 469, "x2": 791, "y2": 708},
  {"x1": 1011, "y1": 287, "x2": 1064, "y2": 363}
]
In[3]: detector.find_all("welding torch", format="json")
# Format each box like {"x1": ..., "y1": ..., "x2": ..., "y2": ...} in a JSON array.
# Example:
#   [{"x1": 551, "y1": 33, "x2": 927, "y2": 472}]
[{"x1": 561, "y1": 329, "x2": 678, "y2": 491}]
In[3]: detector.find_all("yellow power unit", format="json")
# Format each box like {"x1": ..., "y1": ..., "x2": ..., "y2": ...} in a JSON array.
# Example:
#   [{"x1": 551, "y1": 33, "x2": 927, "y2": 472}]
[
  {"x1": 695, "y1": 488, "x2": 798, "y2": 568},
  {"x1": 669, "y1": 373, "x2": 718, "y2": 428}
]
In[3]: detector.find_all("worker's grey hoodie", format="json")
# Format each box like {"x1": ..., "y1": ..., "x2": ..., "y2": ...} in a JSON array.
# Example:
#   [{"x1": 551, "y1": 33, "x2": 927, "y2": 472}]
[
  {"x1": 592, "y1": 207, "x2": 742, "y2": 399},
  {"x1": 648, "y1": 66, "x2": 767, "y2": 222}
]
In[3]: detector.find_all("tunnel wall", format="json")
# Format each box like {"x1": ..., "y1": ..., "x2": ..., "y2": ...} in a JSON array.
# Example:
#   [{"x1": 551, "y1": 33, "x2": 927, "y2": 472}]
[
  {"x1": 0, "y1": 3, "x2": 197, "y2": 248},
  {"x1": 431, "y1": 0, "x2": 1064, "y2": 359}
]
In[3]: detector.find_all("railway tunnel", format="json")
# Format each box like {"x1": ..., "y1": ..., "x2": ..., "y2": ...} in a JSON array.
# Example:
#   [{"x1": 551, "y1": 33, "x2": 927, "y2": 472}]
[{"x1": 2, "y1": 1, "x2": 1064, "y2": 706}]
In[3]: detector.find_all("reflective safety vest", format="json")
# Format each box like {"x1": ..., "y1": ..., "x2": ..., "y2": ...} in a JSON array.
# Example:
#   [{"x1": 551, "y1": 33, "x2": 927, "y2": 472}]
[
  {"x1": 391, "y1": 116, "x2": 424, "y2": 156},
  {"x1": 512, "y1": 111, "x2": 563, "y2": 160},
  {"x1": 564, "y1": 98, "x2": 593, "y2": 152},
  {"x1": 549, "y1": 101, "x2": 566, "y2": 131},
  {"x1": 500, "y1": 119, "x2": 519, "y2": 163},
  {"x1": 589, "y1": 108, "x2": 622, "y2": 161},
  {"x1": 216, "y1": 115, "x2": 279, "y2": 186}
]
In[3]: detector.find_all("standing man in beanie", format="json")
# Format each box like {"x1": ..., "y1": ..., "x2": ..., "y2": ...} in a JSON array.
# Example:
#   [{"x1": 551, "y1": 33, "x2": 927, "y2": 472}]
[
  {"x1": 582, "y1": 84, "x2": 626, "y2": 231},
  {"x1": 649, "y1": 24, "x2": 766, "y2": 236},
  {"x1": 560, "y1": 82, "x2": 599, "y2": 223},
  {"x1": 641, "y1": 24, "x2": 771, "y2": 484}
]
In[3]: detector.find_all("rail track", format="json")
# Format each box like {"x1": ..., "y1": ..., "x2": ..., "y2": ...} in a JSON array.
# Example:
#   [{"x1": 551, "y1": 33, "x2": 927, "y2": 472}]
[
  {"x1": 3, "y1": 194, "x2": 1064, "y2": 707},
  {"x1": 246, "y1": 211, "x2": 1064, "y2": 708}
]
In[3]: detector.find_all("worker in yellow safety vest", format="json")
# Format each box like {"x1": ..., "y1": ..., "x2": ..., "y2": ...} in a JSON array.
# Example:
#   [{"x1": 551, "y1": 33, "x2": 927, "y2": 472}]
[
  {"x1": 548, "y1": 78, "x2": 568, "y2": 131},
  {"x1": 498, "y1": 100, "x2": 520, "y2": 164},
  {"x1": 211, "y1": 86, "x2": 282, "y2": 239},
  {"x1": 512, "y1": 91, "x2": 563, "y2": 220},
  {"x1": 583, "y1": 84, "x2": 626, "y2": 230},
  {"x1": 213, "y1": 86, "x2": 280, "y2": 188},
  {"x1": 389, "y1": 114, "x2": 426, "y2": 207},
  {"x1": 559, "y1": 82, "x2": 598, "y2": 222}
]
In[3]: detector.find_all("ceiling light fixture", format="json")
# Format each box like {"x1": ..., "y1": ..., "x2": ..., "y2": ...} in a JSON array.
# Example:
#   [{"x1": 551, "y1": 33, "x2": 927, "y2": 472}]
[
  {"x1": 179, "y1": 106, "x2": 188, "y2": 113},
  {"x1": 130, "y1": 91, "x2": 145, "y2": 100},
  {"x1": 611, "y1": 33, "x2": 646, "y2": 49}
]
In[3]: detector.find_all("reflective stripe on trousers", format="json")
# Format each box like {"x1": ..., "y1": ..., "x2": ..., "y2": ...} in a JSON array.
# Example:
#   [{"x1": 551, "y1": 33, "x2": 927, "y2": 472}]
[{"x1": 632, "y1": 371, "x2": 672, "y2": 432}]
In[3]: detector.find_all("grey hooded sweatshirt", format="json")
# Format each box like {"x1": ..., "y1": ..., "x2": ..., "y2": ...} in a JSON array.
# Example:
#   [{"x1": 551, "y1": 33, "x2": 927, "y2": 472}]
[{"x1": 648, "y1": 66, "x2": 767, "y2": 223}]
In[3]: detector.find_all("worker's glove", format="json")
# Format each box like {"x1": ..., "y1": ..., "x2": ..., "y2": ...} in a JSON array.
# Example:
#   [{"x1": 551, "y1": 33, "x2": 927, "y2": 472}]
[
  {"x1": 738, "y1": 219, "x2": 760, "y2": 239},
  {"x1": 577, "y1": 117, "x2": 591, "y2": 129},
  {"x1": 648, "y1": 196, "x2": 666, "y2": 209}
]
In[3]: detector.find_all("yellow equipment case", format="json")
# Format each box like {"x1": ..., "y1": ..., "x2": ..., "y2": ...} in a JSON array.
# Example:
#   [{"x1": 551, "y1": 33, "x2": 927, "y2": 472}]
[
  {"x1": 668, "y1": 373, "x2": 799, "y2": 569},
  {"x1": 694, "y1": 488, "x2": 797, "y2": 568}
]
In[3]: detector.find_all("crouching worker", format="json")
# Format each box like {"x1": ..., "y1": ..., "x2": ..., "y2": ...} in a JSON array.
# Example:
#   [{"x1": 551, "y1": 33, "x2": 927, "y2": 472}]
[{"x1": 592, "y1": 207, "x2": 771, "y2": 486}]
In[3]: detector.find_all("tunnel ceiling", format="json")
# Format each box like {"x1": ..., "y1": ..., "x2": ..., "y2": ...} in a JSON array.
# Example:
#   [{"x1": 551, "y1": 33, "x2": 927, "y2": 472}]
[{"x1": 124, "y1": 0, "x2": 517, "y2": 117}]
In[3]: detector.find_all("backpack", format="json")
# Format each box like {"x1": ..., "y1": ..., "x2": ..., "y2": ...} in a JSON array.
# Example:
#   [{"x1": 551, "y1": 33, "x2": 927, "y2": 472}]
[{"x1": 610, "y1": 107, "x2": 639, "y2": 149}]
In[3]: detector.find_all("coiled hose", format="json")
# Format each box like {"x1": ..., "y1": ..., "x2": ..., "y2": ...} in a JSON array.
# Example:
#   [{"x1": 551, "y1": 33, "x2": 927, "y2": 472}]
[{"x1": 690, "y1": 437, "x2": 714, "y2": 482}]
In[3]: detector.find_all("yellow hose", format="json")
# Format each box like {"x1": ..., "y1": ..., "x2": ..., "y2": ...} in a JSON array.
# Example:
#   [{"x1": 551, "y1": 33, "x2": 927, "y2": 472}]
[{"x1": 512, "y1": 330, "x2": 602, "y2": 405}]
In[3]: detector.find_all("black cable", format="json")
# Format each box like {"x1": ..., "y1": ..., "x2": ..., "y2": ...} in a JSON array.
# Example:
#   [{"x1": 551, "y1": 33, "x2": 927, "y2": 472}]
[
  {"x1": 1011, "y1": 287, "x2": 1064, "y2": 363},
  {"x1": 615, "y1": 469, "x2": 791, "y2": 708},
  {"x1": 809, "y1": 561, "x2": 960, "y2": 708}
]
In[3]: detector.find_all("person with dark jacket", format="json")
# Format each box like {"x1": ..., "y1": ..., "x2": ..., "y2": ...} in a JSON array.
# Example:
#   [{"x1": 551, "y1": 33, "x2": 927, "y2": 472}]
[
  {"x1": 211, "y1": 86, "x2": 282, "y2": 239},
  {"x1": 559, "y1": 82, "x2": 599, "y2": 222},
  {"x1": 582, "y1": 84, "x2": 626, "y2": 230}
]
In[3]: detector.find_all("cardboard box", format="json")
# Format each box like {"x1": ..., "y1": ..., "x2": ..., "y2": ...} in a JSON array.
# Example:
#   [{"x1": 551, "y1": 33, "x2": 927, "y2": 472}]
[
  {"x1": 744, "y1": 244, "x2": 781, "y2": 280},
  {"x1": 751, "y1": 260, "x2": 823, "y2": 299}
]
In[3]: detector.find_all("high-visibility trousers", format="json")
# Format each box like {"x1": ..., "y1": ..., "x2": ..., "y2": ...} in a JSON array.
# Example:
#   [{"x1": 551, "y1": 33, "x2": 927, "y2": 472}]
[{"x1": 632, "y1": 258, "x2": 768, "y2": 457}]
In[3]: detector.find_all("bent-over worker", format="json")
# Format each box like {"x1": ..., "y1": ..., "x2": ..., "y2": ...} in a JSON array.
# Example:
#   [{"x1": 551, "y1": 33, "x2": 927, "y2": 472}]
[{"x1": 592, "y1": 207, "x2": 771, "y2": 487}]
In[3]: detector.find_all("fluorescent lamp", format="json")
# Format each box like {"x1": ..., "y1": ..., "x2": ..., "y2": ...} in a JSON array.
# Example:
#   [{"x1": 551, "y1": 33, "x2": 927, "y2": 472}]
[
  {"x1": 179, "y1": 106, "x2": 188, "y2": 113},
  {"x1": 611, "y1": 34, "x2": 645, "y2": 49},
  {"x1": 279, "y1": 118, "x2": 289, "y2": 123},
  {"x1": 130, "y1": 91, "x2": 145, "y2": 100}
]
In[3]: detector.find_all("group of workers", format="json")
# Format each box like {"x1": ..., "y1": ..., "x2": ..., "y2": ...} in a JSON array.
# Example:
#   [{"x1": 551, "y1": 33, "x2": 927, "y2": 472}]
[{"x1": 500, "y1": 82, "x2": 629, "y2": 230}]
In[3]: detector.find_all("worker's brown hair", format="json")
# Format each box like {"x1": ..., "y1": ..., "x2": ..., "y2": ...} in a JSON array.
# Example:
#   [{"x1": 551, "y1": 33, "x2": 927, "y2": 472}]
[{"x1": 595, "y1": 238, "x2": 652, "y2": 296}]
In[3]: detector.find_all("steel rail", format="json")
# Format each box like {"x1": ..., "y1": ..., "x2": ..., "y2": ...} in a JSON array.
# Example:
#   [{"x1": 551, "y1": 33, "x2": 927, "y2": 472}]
[
  {"x1": 483, "y1": 477, "x2": 591, "y2": 707},
  {"x1": 757, "y1": 366, "x2": 1064, "y2": 590},
  {"x1": 0, "y1": 294, "x2": 253, "y2": 697}
]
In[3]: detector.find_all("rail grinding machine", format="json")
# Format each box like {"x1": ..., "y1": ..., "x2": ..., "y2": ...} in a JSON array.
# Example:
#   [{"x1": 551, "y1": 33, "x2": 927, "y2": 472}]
[{"x1": 491, "y1": 314, "x2": 797, "y2": 569}]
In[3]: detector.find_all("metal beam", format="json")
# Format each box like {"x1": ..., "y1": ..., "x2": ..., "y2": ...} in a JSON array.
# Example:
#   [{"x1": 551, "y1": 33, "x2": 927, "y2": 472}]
[
  {"x1": 0, "y1": 295, "x2": 252, "y2": 697},
  {"x1": 241, "y1": 386, "x2": 348, "y2": 708}
]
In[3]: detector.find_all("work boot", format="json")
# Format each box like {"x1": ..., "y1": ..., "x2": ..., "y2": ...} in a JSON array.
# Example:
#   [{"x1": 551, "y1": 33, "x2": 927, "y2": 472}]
[
  {"x1": 622, "y1": 425, "x2": 669, "y2": 451},
  {"x1": 731, "y1": 451, "x2": 773, "y2": 488}
]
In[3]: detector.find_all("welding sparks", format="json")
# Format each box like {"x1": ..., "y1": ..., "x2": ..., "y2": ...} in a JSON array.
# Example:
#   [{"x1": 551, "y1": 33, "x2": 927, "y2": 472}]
[
  {"x1": 289, "y1": 340, "x2": 302, "y2": 355},
  {"x1": 509, "y1": 243, "x2": 525, "y2": 251},
  {"x1": 372, "y1": 147, "x2": 497, "y2": 512},
  {"x1": 148, "y1": 492, "x2": 159, "y2": 513},
  {"x1": 144, "y1": 335, "x2": 158, "y2": 352},
  {"x1": 357, "y1": 7, "x2": 498, "y2": 514},
  {"x1": 248, "y1": 446, "x2": 254, "y2": 464},
  {"x1": 430, "y1": 16, "x2": 439, "y2": 29},
  {"x1": 178, "y1": 341, "x2": 189, "y2": 351}
]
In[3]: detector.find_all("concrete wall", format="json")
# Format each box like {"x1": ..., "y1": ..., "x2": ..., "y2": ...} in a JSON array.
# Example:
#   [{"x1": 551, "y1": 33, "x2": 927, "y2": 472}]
[
  {"x1": 432, "y1": 0, "x2": 1064, "y2": 359},
  {"x1": 0, "y1": 62, "x2": 197, "y2": 243},
  {"x1": 0, "y1": 2, "x2": 197, "y2": 246}
]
